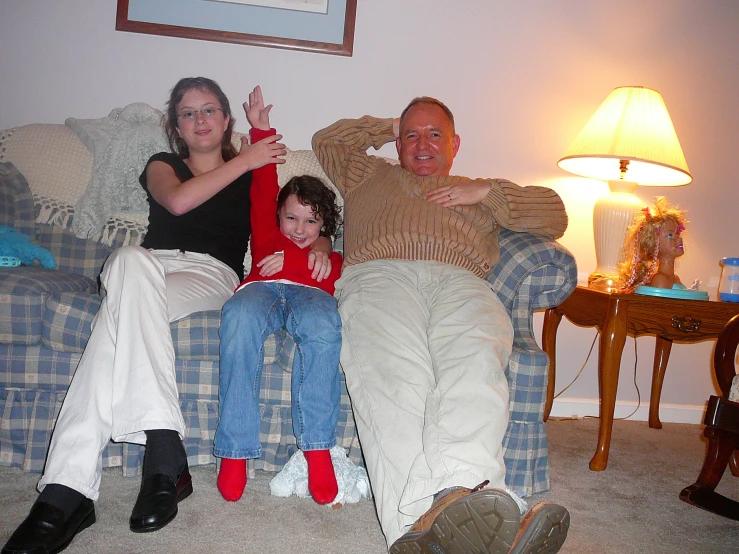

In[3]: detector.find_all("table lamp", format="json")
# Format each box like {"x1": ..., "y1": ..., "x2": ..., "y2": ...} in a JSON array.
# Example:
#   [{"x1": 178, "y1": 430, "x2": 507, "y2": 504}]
[{"x1": 557, "y1": 86, "x2": 692, "y2": 290}]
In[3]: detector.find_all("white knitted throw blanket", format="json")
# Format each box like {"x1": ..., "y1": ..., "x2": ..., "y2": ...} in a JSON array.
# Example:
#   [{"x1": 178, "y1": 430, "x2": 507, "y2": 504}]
[{"x1": 66, "y1": 103, "x2": 169, "y2": 240}]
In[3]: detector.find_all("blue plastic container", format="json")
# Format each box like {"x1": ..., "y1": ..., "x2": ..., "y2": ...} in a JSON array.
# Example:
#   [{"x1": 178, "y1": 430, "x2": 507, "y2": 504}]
[{"x1": 718, "y1": 257, "x2": 739, "y2": 302}]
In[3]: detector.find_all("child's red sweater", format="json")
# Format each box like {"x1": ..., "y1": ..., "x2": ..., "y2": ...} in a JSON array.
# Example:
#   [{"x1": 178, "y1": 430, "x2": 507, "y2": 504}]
[{"x1": 234, "y1": 128, "x2": 342, "y2": 295}]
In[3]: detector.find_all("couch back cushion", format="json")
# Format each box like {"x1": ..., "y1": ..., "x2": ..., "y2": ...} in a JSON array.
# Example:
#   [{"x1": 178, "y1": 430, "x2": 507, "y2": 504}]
[
  {"x1": 0, "y1": 124, "x2": 92, "y2": 209},
  {"x1": 0, "y1": 162, "x2": 35, "y2": 237}
]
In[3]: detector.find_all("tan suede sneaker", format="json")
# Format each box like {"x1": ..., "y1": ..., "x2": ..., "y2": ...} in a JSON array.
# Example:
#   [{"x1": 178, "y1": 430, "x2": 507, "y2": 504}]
[
  {"x1": 508, "y1": 502, "x2": 570, "y2": 554},
  {"x1": 388, "y1": 483, "x2": 522, "y2": 554}
]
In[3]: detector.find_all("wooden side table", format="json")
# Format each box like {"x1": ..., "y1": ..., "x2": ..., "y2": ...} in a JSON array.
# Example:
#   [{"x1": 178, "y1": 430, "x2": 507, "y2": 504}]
[{"x1": 542, "y1": 285, "x2": 739, "y2": 471}]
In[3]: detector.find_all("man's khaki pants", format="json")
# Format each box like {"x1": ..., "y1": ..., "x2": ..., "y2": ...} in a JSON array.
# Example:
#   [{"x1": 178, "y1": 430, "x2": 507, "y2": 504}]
[{"x1": 335, "y1": 259, "x2": 513, "y2": 548}]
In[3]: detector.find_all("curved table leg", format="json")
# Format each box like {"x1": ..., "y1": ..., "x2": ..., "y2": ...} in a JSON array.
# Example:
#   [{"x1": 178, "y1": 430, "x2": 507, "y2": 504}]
[
  {"x1": 649, "y1": 336, "x2": 672, "y2": 429},
  {"x1": 542, "y1": 309, "x2": 563, "y2": 422},
  {"x1": 590, "y1": 298, "x2": 628, "y2": 471}
]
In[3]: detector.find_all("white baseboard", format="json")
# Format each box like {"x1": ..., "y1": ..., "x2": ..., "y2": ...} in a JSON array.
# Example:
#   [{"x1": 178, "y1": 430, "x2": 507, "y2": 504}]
[{"x1": 548, "y1": 397, "x2": 708, "y2": 425}]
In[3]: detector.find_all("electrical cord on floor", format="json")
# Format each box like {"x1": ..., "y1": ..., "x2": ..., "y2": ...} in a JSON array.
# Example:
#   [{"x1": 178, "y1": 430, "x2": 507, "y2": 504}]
[
  {"x1": 549, "y1": 329, "x2": 641, "y2": 422},
  {"x1": 552, "y1": 330, "x2": 598, "y2": 401}
]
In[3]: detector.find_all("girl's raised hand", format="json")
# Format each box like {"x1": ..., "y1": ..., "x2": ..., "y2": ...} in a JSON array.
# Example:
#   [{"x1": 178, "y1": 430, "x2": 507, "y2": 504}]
[{"x1": 244, "y1": 85, "x2": 273, "y2": 131}]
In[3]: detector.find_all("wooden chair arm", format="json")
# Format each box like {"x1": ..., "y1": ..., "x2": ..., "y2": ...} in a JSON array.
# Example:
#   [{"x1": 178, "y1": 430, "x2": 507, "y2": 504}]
[{"x1": 713, "y1": 313, "x2": 739, "y2": 398}]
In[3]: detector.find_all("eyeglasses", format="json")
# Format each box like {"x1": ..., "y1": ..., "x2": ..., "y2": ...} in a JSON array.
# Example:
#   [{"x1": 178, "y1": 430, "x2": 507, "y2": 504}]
[{"x1": 177, "y1": 108, "x2": 224, "y2": 121}]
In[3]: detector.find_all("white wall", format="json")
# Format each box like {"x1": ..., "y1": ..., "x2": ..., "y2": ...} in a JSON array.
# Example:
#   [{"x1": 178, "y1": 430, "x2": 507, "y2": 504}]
[{"x1": 2, "y1": 0, "x2": 738, "y2": 422}]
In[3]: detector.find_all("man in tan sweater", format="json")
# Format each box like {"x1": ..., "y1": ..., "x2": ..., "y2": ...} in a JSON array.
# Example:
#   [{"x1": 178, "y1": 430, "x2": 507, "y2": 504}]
[{"x1": 312, "y1": 97, "x2": 570, "y2": 554}]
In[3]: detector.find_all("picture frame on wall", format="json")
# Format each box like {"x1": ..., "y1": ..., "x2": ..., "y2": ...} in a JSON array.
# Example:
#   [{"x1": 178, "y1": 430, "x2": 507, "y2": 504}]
[
  {"x1": 115, "y1": 0, "x2": 357, "y2": 56},
  {"x1": 212, "y1": 1, "x2": 329, "y2": 14}
]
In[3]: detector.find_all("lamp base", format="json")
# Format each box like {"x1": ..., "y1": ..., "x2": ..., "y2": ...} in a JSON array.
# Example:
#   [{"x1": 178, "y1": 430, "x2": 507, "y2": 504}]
[
  {"x1": 591, "y1": 180, "x2": 643, "y2": 287},
  {"x1": 588, "y1": 272, "x2": 624, "y2": 293}
]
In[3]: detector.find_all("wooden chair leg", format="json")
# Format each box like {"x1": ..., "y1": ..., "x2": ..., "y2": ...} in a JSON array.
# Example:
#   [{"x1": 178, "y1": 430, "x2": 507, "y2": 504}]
[
  {"x1": 681, "y1": 315, "x2": 739, "y2": 520},
  {"x1": 679, "y1": 398, "x2": 739, "y2": 521}
]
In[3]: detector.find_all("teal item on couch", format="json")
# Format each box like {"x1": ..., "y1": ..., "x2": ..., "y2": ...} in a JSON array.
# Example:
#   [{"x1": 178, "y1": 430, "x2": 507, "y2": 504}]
[
  {"x1": 0, "y1": 256, "x2": 21, "y2": 267},
  {"x1": 0, "y1": 226, "x2": 57, "y2": 269}
]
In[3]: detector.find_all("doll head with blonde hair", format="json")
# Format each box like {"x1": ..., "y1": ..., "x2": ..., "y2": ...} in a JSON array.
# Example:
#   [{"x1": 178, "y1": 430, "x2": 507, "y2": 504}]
[{"x1": 619, "y1": 197, "x2": 687, "y2": 292}]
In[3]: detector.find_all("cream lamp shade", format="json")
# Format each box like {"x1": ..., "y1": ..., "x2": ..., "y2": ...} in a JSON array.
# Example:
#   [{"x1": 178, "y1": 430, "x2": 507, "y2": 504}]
[{"x1": 557, "y1": 86, "x2": 692, "y2": 289}]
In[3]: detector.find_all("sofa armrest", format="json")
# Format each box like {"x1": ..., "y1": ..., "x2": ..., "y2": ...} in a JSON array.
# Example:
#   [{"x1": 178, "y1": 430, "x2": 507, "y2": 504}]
[
  {"x1": 489, "y1": 228, "x2": 577, "y2": 319},
  {"x1": 489, "y1": 229, "x2": 577, "y2": 495},
  {"x1": 487, "y1": 227, "x2": 577, "y2": 386}
]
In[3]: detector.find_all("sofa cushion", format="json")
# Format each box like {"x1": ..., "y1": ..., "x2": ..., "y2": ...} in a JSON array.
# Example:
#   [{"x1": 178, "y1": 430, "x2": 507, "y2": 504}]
[
  {"x1": 42, "y1": 292, "x2": 101, "y2": 352},
  {"x1": 42, "y1": 300, "x2": 225, "y2": 358},
  {"x1": 35, "y1": 223, "x2": 111, "y2": 280},
  {"x1": 0, "y1": 268, "x2": 98, "y2": 345},
  {"x1": 0, "y1": 162, "x2": 35, "y2": 237},
  {"x1": 170, "y1": 310, "x2": 222, "y2": 361},
  {"x1": 40, "y1": 300, "x2": 283, "y2": 362}
]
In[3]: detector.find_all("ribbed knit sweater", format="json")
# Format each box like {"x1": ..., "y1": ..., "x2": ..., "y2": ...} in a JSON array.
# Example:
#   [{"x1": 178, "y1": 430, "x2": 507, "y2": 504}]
[{"x1": 312, "y1": 116, "x2": 568, "y2": 278}]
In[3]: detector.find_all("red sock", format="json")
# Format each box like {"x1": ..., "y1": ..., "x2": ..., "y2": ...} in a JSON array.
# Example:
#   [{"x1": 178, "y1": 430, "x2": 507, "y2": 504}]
[
  {"x1": 218, "y1": 458, "x2": 247, "y2": 502},
  {"x1": 304, "y1": 449, "x2": 338, "y2": 505}
]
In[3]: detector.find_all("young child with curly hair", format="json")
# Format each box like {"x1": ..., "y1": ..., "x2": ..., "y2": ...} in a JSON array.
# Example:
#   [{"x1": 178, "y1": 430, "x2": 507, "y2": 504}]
[
  {"x1": 214, "y1": 87, "x2": 343, "y2": 505},
  {"x1": 619, "y1": 196, "x2": 687, "y2": 292}
]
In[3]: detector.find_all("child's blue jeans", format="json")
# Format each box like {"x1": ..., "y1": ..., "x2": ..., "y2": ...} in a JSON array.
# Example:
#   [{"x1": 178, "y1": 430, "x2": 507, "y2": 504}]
[{"x1": 214, "y1": 281, "x2": 341, "y2": 459}]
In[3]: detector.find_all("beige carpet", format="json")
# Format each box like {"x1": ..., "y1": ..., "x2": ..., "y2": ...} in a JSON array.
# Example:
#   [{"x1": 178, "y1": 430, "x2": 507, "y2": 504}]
[{"x1": 1, "y1": 418, "x2": 738, "y2": 553}]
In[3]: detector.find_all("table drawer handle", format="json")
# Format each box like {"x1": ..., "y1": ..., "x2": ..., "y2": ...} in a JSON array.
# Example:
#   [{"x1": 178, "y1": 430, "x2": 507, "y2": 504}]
[{"x1": 672, "y1": 316, "x2": 701, "y2": 332}]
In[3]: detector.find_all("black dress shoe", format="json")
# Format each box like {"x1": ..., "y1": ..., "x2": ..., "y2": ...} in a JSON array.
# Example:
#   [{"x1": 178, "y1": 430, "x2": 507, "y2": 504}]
[
  {"x1": 129, "y1": 467, "x2": 193, "y2": 533},
  {"x1": 2, "y1": 499, "x2": 95, "y2": 554}
]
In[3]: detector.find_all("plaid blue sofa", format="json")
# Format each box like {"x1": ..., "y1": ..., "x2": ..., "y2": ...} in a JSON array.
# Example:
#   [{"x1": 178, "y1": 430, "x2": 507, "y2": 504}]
[{"x1": 0, "y1": 123, "x2": 576, "y2": 497}]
